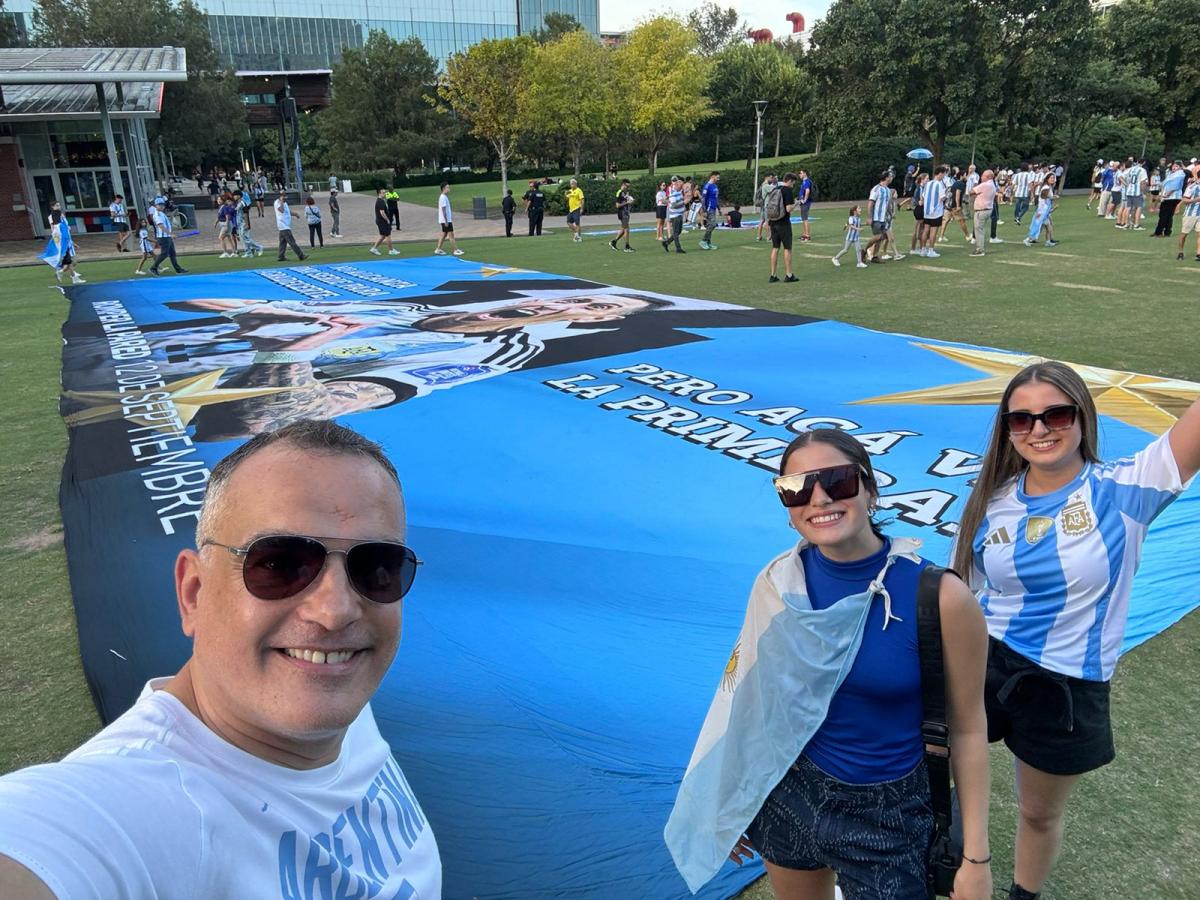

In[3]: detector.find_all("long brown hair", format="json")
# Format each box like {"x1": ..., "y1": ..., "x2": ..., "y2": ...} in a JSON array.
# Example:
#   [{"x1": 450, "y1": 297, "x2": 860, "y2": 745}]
[{"x1": 952, "y1": 361, "x2": 1101, "y2": 577}]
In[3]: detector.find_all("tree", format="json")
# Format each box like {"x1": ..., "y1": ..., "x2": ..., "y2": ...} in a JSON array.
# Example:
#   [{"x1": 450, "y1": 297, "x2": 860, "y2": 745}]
[
  {"x1": 686, "y1": 2, "x2": 745, "y2": 56},
  {"x1": 34, "y1": 0, "x2": 245, "y2": 167},
  {"x1": 532, "y1": 12, "x2": 583, "y2": 44},
  {"x1": 521, "y1": 31, "x2": 616, "y2": 175},
  {"x1": 708, "y1": 41, "x2": 805, "y2": 164},
  {"x1": 615, "y1": 17, "x2": 713, "y2": 174},
  {"x1": 439, "y1": 35, "x2": 536, "y2": 196},
  {"x1": 1106, "y1": 0, "x2": 1200, "y2": 156},
  {"x1": 320, "y1": 31, "x2": 454, "y2": 176},
  {"x1": 806, "y1": 0, "x2": 1091, "y2": 163}
]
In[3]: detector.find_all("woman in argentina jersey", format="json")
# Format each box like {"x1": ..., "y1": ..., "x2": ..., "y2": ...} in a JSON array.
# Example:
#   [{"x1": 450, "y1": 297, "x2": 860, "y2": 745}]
[{"x1": 952, "y1": 361, "x2": 1200, "y2": 900}]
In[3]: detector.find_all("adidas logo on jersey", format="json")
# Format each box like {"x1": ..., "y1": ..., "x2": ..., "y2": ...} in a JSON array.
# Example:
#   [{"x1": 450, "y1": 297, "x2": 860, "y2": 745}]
[{"x1": 983, "y1": 526, "x2": 1013, "y2": 547}]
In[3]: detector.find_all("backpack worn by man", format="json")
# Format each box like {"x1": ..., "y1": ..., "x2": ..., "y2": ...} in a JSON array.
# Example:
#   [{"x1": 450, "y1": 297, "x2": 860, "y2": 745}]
[{"x1": 764, "y1": 184, "x2": 786, "y2": 221}]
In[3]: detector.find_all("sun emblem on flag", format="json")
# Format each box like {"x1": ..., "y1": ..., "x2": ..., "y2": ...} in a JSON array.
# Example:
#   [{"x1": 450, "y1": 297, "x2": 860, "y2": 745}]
[{"x1": 721, "y1": 640, "x2": 741, "y2": 692}]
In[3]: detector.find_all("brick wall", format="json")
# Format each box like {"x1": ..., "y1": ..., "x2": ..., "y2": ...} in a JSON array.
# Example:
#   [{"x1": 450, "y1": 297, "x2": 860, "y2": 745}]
[{"x1": 0, "y1": 140, "x2": 35, "y2": 241}]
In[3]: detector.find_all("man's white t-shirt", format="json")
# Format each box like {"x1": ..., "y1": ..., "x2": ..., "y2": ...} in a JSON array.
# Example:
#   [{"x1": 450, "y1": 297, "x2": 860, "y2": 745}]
[
  {"x1": 275, "y1": 199, "x2": 293, "y2": 230},
  {"x1": 438, "y1": 194, "x2": 452, "y2": 226},
  {"x1": 0, "y1": 679, "x2": 441, "y2": 899}
]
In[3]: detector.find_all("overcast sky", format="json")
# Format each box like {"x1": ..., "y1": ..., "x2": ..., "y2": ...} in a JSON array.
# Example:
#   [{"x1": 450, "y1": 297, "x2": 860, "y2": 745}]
[{"x1": 599, "y1": 1, "x2": 833, "y2": 36}]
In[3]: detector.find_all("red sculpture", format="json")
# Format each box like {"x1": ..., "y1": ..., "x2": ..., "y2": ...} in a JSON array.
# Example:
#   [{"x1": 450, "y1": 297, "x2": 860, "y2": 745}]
[
  {"x1": 786, "y1": 12, "x2": 805, "y2": 33},
  {"x1": 747, "y1": 28, "x2": 774, "y2": 43}
]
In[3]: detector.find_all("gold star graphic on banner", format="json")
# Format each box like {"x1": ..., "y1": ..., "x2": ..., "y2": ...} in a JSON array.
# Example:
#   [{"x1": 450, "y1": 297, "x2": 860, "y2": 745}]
[
  {"x1": 477, "y1": 265, "x2": 526, "y2": 278},
  {"x1": 63, "y1": 370, "x2": 294, "y2": 431},
  {"x1": 851, "y1": 343, "x2": 1200, "y2": 435}
]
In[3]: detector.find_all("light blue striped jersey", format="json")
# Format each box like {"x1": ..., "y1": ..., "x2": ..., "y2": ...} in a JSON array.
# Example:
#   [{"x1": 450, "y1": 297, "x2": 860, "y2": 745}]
[
  {"x1": 1182, "y1": 182, "x2": 1200, "y2": 217},
  {"x1": 1012, "y1": 171, "x2": 1032, "y2": 198},
  {"x1": 869, "y1": 183, "x2": 889, "y2": 222},
  {"x1": 970, "y1": 433, "x2": 1189, "y2": 681},
  {"x1": 847, "y1": 214, "x2": 861, "y2": 238},
  {"x1": 1124, "y1": 165, "x2": 1146, "y2": 196},
  {"x1": 667, "y1": 187, "x2": 685, "y2": 218},
  {"x1": 922, "y1": 178, "x2": 946, "y2": 217}
]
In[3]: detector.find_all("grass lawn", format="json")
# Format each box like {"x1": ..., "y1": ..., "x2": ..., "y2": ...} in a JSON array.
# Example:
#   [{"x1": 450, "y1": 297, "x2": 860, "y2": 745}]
[
  {"x1": 373, "y1": 153, "x2": 816, "y2": 210},
  {"x1": 1, "y1": 199, "x2": 1197, "y2": 898}
]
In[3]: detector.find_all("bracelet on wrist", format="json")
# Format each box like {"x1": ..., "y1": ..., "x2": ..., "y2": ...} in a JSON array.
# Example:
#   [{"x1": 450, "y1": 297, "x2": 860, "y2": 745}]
[{"x1": 962, "y1": 853, "x2": 992, "y2": 865}]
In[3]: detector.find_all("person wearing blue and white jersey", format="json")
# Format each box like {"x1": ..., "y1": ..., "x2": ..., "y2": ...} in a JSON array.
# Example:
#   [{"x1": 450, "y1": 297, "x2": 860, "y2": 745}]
[
  {"x1": 1174, "y1": 171, "x2": 1200, "y2": 261},
  {"x1": 1097, "y1": 161, "x2": 1117, "y2": 218},
  {"x1": 149, "y1": 196, "x2": 187, "y2": 276},
  {"x1": 662, "y1": 175, "x2": 687, "y2": 254},
  {"x1": 953, "y1": 361, "x2": 1200, "y2": 900},
  {"x1": 1011, "y1": 163, "x2": 1033, "y2": 226},
  {"x1": 675, "y1": 428, "x2": 993, "y2": 900},
  {"x1": 1154, "y1": 159, "x2": 1188, "y2": 237},
  {"x1": 917, "y1": 165, "x2": 947, "y2": 257},
  {"x1": 108, "y1": 193, "x2": 130, "y2": 253},
  {"x1": 1118, "y1": 158, "x2": 1147, "y2": 230},
  {"x1": 862, "y1": 170, "x2": 893, "y2": 263}
]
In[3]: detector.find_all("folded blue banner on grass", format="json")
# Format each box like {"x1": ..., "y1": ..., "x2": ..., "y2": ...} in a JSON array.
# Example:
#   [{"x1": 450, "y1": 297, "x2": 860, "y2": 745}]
[{"x1": 58, "y1": 257, "x2": 1199, "y2": 898}]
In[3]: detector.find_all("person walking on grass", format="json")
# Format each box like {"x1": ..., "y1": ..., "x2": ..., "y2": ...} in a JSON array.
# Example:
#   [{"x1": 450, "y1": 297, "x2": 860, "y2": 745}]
[
  {"x1": 149, "y1": 197, "x2": 187, "y2": 276},
  {"x1": 1174, "y1": 172, "x2": 1200, "y2": 262},
  {"x1": 1022, "y1": 186, "x2": 1057, "y2": 247},
  {"x1": 918, "y1": 166, "x2": 947, "y2": 257},
  {"x1": 756, "y1": 174, "x2": 775, "y2": 242},
  {"x1": 767, "y1": 173, "x2": 798, "y2": 283},
  {"x1": 369, "y1": 188, "x2": 399, "y2": 256},
  {"x1": 831, "y1": 204, "x2": 866, "y2": 269},
  {"x1": 109, "y1": 194, "x2": 130, "y2": 253},
  {"x1": 434, "y1": 182, "x2": 464, "y2": 257},
  {"x1": 655, "y1": 181, "x2": 668, "y2": 241},
  {"x1": 502, "y1": 189, "x2": 516, "y2": 237},
  {"x1": 133, "y1": 218, "x2": 156, "y2": 274},
  {"x1": 1012, "y1": 163, "x2": 1033, "y2": 227},
  {"x1": 662, "y1": 176, "x2": 687, "y2": 254},
  {"x1": 699, "y1": 171, "x2": 721, "y2": 250},
  {"x1": 610, "y1": 179, "x2": 635, "y2": 253},
  {"x1": 42, "y1": 201, "x2": 85, "y2": 283},
  {"x1": 273, "y1": 193, "x2": 307, "y2": 262},
  {"x1": 1117, "y1": 158, "x2": 1147, "y2": 231},
  {"x1": 862, "y1": 171, "x2": 892, "y2": 264},
  {"x1": 237, "y1": 188, "x2": 264, "y2": 258},
  {"x1": 880, "y1": 186, "x2": 906, "y2": 261},
  {"x1": 565, "y1": 178, "x2": 585, "y2": 243},
  {"x1": 328, "y1": 189, "x2": 341, "y2": 238},
  {"x1": 969, "y1": 169, "x2": 998, "y2": 257},
  {"x1": 304, "y1": 196, "x2": 324, "y2": 249}
]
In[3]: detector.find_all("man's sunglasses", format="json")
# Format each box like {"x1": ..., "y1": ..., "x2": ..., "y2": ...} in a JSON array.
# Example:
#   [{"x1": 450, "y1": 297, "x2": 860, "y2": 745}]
[
  {"x1": 1001, "y1": 404, "x2": 1078, "y2": 436},
  {"x1": 773, "y1": 464, "x2": 868, "y2": 508},
  {"x1": 203, "y1": 535, "x2": 421, "y2": 604}
]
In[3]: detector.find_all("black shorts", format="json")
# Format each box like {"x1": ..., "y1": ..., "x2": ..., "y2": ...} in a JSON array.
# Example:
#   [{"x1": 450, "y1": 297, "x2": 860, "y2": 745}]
[
  {"x1": 60, "y1": 251, "x2": 74, "y2": 266},
  {"x1": 617, "y1": 211, "x2": 630, "y2": 225},
  {"x1": 376, "y1": 221, "x2": 391, "y2": 236},
  {"x1": 922, "y1": 215, "x2": 943, "y2": 228},
  {"x1": 440, "y1": 222, "x2": 454, "y2": 234},
  {"x1": 912, "y1": 206, "x2": 923, "y2": 220},
  {"x1": 984, "y1": 637, "x2": 1115, "y2": 776},
  {"x1": 655, "y1": 205, "x2": 667, "y2": 220},
  {"x1": 115, "y1": 221, "x2": 130, "y2": 233},
  {"x1": 769, "y1": 219, "x2": 793, "y2": 250}
]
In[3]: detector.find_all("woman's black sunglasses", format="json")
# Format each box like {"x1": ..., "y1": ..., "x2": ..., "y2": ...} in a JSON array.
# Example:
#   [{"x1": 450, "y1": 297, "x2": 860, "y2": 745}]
[
  {"x1": 203, "y1": 534, "x2": 421, "y2": 604},
  {"x1": 1001, "y1": 404, "x2": 1078, "y2": 436},
  {"x1": 773, "y1": 464, "x2": 867, "y2": 508}
]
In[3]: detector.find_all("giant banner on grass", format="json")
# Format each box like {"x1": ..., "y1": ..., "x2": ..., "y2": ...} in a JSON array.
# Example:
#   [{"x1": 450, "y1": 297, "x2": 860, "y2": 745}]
[{"x1": 59, "y1": 258, "x2": 1199, "y2": 899}]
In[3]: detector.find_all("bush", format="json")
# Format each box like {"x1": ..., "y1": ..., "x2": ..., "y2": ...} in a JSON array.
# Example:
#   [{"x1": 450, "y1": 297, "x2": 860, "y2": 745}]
[{"x1": 809, "y1": 137, "x2": 924, "y2": 202}]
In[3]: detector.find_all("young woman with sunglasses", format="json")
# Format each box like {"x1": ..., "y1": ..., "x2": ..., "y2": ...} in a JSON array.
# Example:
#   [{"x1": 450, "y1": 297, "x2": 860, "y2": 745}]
[
  {"x1": 952, "y1": 362, "x2": 1200, "y2": 900},
  {"x1": 724, "y1": 429, "x2": 993, "y2": 900}
]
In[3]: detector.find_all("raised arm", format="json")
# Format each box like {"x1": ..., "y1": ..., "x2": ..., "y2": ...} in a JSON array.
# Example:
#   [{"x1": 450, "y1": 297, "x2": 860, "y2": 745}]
[
  {"x1": 940, "y1": 571, "x2": 993, "y2": 900},
  {"x1": 1169, "y1": 395, "x2": 1200, "y2": 483}
]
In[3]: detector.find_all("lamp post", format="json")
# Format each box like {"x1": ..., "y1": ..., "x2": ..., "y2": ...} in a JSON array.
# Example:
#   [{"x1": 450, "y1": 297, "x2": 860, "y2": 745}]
[{"x1": 752, "y1": 100, "x2": 768, "y2": 212}]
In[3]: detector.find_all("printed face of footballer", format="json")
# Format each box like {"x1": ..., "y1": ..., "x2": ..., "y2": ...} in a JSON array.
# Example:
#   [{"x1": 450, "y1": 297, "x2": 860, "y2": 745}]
[{"x1": 419, "y1": 294, "x2": 654, "y2": 334}]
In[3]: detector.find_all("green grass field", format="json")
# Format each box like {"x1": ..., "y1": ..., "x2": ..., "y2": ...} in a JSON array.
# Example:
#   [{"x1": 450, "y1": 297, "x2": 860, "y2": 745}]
[
  {"x1": 375, "y1": 153, "x2": 815, "y2": 209},
  {"x1": 2, "y1": 198, "x2": 1198, "y2": 898}
]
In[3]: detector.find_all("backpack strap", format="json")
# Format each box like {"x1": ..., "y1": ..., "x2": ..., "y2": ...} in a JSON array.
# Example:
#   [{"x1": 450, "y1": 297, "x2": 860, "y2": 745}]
[{"x1": 917, "y1": 564, "x2": 953, "y2": 835}]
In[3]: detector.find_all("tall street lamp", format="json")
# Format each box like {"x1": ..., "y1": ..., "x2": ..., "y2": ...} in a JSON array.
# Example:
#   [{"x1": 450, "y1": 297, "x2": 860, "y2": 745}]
[{"x1": 752, "y1": 100, "x2": 768, "y2": 213}]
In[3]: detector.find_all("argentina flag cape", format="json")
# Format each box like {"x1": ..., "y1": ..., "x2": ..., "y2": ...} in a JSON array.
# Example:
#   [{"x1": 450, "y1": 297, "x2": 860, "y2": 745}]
[
  {"x1": 664, "y1": 536, "x2": 924, "y2": 893},
  {"x1": 40, "y1": 219, "x2": 74, "y2": 269}
]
